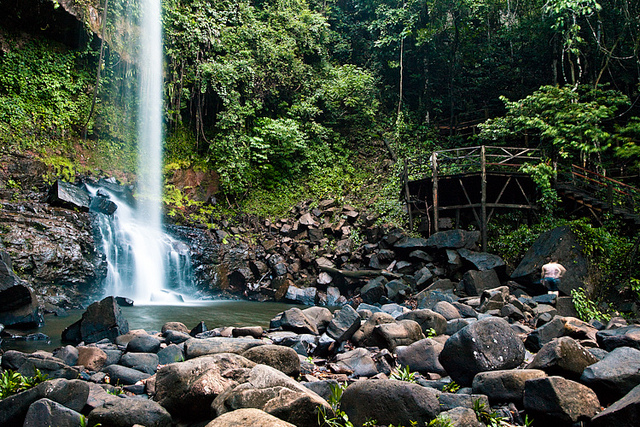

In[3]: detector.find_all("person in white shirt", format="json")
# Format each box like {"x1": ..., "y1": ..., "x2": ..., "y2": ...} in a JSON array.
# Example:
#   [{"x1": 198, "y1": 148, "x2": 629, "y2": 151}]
[{"x1": 541, "y1": 257, "x2": 566, "y2": 296}]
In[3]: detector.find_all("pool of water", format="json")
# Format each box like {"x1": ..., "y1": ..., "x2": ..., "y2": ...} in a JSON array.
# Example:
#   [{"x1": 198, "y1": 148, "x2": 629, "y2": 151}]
[{"x1": 1, "y1": 300, "x2": 301, "y2": 353}]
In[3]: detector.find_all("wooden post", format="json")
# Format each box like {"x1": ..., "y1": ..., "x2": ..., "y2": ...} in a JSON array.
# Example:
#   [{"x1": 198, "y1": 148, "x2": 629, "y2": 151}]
[
  {"x1": 481, "y1": 145, "x2": 487, "y2": 251},
  {"x1": 403, "y1": 159, "x2": 413, "y2": 231},
  {"x1": 431, "y1": 151, "x2": 439, "y2": 234}
]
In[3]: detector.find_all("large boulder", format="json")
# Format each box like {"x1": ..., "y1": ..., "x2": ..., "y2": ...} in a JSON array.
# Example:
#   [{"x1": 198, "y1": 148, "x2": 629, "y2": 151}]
[
  {"x1": 523, "y1": 376, "x2": 600, "y2": 424},
  {"x1": 526, "y1": 336, "x2": 598, "y2": 380},
  {"x1": 333, "y1": 348, "x2": 379, "y2": 377},
  {"x1": 341, "y1": 379, "x2": 440, "y2": 426},
  {"x1": 241, "y1": 345, "x2": 301, "y2": 377},
  {"x1": 87, "y1": 397, "x2": 172, "y2": 427},
  {"x1": 205, "y1": 408, "x2": 296, "y2": 427},
  {"x1": 0, "y1": 251, "x2": 41, "y2": 327},
  {"x1": 510, "y1": 226, "x2": 590, "y2": 295},
  {"x1": 351, "y1": 311, "x2": 396, "y2": 348},
  {"x1": 458, "y1": 249, "x2": 506, "y2": 276},
  {"x1": 591, "y1": 384, "x2": 640, "y2": 427},
  {"x1": 278, "y1": 308, "x2": 319, "y2": 335},
  {"x1": 580, "y1": 346, "x2": 640, "y2": 404},
  {"x1": 397, "y1": 309, "x2": 447, "y2": 335},
  {"x1": 23, "y1": 397, "x2": 83, "y2": 427},
  {"x1": 439, "y1": 317, "x2": 525, "y2": 386},
  {"x1": 46, "y1": 180, "x2": 90, "y2": 211},
  {"x1": 0, "y1": 379, "x2": 89, "y2": 427},
  {"x1": 426, "y1": 230, "x2": 480, "y2": 250},
  {"x1": 184, "y1": 337, "x2": 267, "y2": 358},
  {"x1": 374, "y1": 319, "x2": 425, "y2": 351},
  {"x1": 462, "y1": 269, "x2": 501, "y2": 297},
  {"x1": 154, "y1": 353, "x2": 256, "y2": 421},
  {"x1": 61, "y1": 296, "x2": 129, "y2": 344},
  {"x1": 472, "y1": 369, "x2": 547, "y2": 404},
  {"x1": 396, "y1": 338, "x2": 447, "y2": 376},
  {"x1": 326, "y1": 304, "x2": 361, "y2": 343},
  {"x1": 596, "y1": 326, "x2": 640, "y2": 351},
  {"x1": 102, "y1": 364, "x2": 150, "y2": 385},
  {"x1": 211, "y1": 364, "x2": 332, "y2": 426},
  {"x1": 1, "y1": 350, "x2": 80, "y2": 379}
]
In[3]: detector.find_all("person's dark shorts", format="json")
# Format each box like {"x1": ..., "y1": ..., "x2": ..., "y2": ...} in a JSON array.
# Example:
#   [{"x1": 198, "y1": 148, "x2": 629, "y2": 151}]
[{"x1": 543, "y1": 277, "x2": 560, "y2": 291}]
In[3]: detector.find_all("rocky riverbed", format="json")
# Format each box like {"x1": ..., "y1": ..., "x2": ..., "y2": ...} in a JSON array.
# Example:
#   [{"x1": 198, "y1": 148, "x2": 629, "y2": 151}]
[
  {"x1": 2, "y1": 156, "x2": 640, "y2": 426},
  {"x1": 2, "y1": 289, "x2": 640, "y2": 427}
]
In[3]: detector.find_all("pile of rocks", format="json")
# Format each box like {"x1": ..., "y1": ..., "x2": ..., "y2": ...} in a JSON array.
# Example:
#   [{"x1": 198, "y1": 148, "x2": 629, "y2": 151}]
[{"x1": 2, "y1": 290, "x2": 640, "y2": 426}]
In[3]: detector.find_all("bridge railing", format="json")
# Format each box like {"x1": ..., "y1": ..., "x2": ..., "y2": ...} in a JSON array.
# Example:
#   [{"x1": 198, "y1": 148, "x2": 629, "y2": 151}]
[
  {"x1": 559, "y1": 164, "x2": 640, "y2": 215},
  {"x1": 406, "y1": 145, "x2": 542, "y2": 181}
]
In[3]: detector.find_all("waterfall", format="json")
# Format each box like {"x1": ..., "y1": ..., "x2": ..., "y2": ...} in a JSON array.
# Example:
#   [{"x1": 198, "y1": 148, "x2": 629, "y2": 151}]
[
  {"x1": 90, "y1": 0, "x2": 194, "y2": 304},
  {"x1": 90, "y1": 185, "x2": 194, "y2": 304}
]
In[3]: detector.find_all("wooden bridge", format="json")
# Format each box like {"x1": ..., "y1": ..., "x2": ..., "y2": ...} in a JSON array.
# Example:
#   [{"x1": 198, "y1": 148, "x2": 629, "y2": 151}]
[{"x1": 403, "y1": 146, "x2": 640, "y2": 250}]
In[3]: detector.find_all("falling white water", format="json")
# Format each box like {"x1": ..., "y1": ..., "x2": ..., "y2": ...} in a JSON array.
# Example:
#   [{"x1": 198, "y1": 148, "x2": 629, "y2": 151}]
[{"x1": 90, "y1": 186, "x2": 194, "y2": 304}]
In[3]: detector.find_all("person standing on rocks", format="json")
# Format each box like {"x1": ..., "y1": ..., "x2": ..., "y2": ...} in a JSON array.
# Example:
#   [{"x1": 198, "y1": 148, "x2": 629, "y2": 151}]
[{"x1": 541, "y1": 257, "x2": 566, "y2": 296}]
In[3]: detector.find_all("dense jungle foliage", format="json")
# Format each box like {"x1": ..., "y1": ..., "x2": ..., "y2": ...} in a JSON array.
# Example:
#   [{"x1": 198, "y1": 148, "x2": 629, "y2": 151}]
[{"x1": 0, "y1": 0, "x2": 639, "y2": 309}]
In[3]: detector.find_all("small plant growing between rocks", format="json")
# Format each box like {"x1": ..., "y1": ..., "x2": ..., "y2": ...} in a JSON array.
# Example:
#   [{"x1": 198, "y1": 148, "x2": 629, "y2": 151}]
[
  {"x1": 317, "y1": 382, "x2": 376, "y2": 427},
  {"x1": 0, "y1": 368, "x2": 49, "y2": 399},
  {"x1": 441, "y1": 381, "x2": 460, "y2": 393},
  {"x1": 428, "y1": 414, "x2": 454, "y2": 427},
  {"x1": 472, "y1": 399, "x2": 507, "y2": 427},
  {"x1": 390, "y1": 365, "x2": 417, "y2": 383},
  {"x1": 571, "y1": 287, "x2": 612, "y2": 322}
]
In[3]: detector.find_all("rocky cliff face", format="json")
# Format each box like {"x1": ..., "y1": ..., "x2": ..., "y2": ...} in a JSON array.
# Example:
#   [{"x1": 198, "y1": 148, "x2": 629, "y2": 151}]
[{"x1": 0, "y1": 154, "x2": 105, "y2": 311}]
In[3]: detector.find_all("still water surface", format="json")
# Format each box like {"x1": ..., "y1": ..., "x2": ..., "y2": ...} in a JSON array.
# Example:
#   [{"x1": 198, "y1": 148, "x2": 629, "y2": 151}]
[{"x1": 2, "y1": 300, "x2": 300, "y2": 353}]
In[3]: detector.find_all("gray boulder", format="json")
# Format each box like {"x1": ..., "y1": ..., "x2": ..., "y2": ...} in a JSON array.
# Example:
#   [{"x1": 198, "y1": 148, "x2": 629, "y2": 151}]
[
  {"x1": 596, "y1": 326, "x2": 640, "y2": 351},
  {"x1": 360, "y1": 276, "x2": 388, "y2": 304},
  {"x1": 527, "y1": 336, "x2": 598, "y2": 380},
  {"x1": 439, "y1": 407, "x2": 483, "y2": 427},
  {"x1": 46, "y1": 180, "x2": 90, "y2": 211},
  {"x1": 2, "y1": 351, "x2": 79, "y2": 380},
  {"x1": 211, "y1": 364, "x2": 331, "y2": 426},
  {"x1": 184, "y1": 337, "x2": 267, "y2": 358},
  {"x1": 241, "y1": 344, "x2": 301, "y2": 377},
  {"x1": 157, "y1": 344, "x2": 185, "y2": 365},
  {"x1": 374, "y1": 319, "x2": 425, "y2": 351},
  {"x1": 326, "y1": 304, "x2": 361, "y2": 343},
  {"x1": 397, "y1": 308, "x2": 447, "y2": 336},
  {"x1": 433, "y1": 301, "x2": 461, "y2": 320},
  {"x1": 127, "y1": 333, "x2": 162, "y2": 353},
  {"x1": 120, "y1": 352, "x2": 160, "y2": 375},
  {"x1": 301, "y1": 306, "x2": 332, "y2": 334},
  {"x1": 23, "y1": 397, "x2": 83, "y2": 427},
  {"x1": 87, "y1": 397, "x2": 172, "y2": 427},
  {"x1": 458, "y1": 248, "x2": 506, "y2": 275},
  {"x1": 102, "y1": 364, "x2": 150, "y2": 385},
  {"x1": 351, "y1": 311, "x2": 396, "y2": 348},
  {"x1": 580, "y1": 346, "x2": 640, "y2": 404},
  {"x1": 472, "y1": 369, "x2": 547, "y2": 404},
  {"x1": 463, "y1": 269, "x2": 501, "y2": 296},
  {"x1": 279, "y1": 307, "x2": 319, "y2": 335},
  {"x1": 523, "y1": 376, "x2": 600, "y2": 424},
  {"x1": 396, "y1": 338, "x2": 447, "y2": 376},
  {"x1": 591, "y1": 383, "x2": 640, "y2": 427},
  {"x1": 154, "y1": 353, "x2": 256, "y2": 421},
  {"x1": 426, "y1": 230, "x2": 480, "y2": 250},
  {"x1": 439, "y1": 317, "x2": 525, "y2": 386},
  {"x1": 205, "y1": 408, "x2": 296, "y2": 427},
  {"x1": 61, "y1": 296, "x2": 129, "y2": 344},
  {"x1": 0, "y1": 379, "x2": 89, "y2": 427},
  {"x1": 341, "y1": 379, "x2": 440, "y2": 426},
  {"x1": 333, "y1": 348, "x2": 378, "y2": 377}
]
